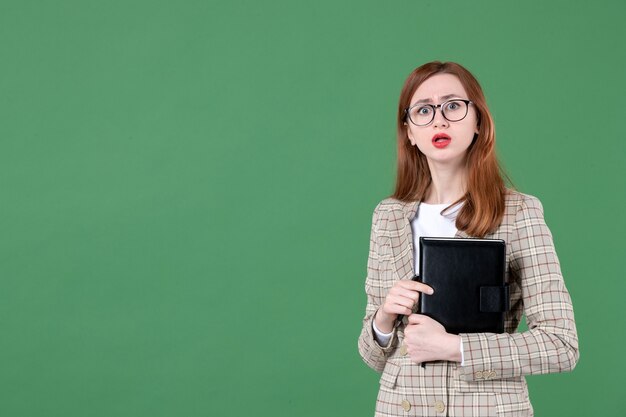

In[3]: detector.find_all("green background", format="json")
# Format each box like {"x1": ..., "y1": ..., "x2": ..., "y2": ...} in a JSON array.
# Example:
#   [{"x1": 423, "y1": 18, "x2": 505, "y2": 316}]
[{"x1": 1, "y1": 1, "x2": 624, "y2": 416}]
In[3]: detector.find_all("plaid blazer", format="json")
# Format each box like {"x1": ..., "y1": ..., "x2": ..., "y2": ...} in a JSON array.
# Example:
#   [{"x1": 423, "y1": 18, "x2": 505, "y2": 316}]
[{"x1": 357, "y1": 189, "x2": 579, "y2": 417}]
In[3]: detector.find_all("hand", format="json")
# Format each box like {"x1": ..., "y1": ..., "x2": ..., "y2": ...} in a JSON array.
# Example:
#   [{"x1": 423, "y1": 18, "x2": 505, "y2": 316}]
[
  {"x1": 404, "y1": 314, "x2": 461, "y2": 363},
  {"x1": 374, "y1": 280, "x2": 434, "y2": 333}
]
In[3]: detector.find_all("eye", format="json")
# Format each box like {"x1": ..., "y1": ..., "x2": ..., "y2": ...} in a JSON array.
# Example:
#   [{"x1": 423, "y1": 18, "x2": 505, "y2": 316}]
[
  {"x1": 446, "y1": 102, "x2": 460, "y2": 110},
  {"x1": 417, "y1": 106, "x2": 432, "y2": 115}
]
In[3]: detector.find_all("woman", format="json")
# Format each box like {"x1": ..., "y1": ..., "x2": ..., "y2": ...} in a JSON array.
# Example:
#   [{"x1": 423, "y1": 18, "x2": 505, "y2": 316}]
[{"x1": 357, "y1": 61, "x2": 579, "y2": 417}]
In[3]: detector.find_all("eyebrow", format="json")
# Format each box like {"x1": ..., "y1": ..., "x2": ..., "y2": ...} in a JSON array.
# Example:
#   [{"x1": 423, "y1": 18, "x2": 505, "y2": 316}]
[{"x1": 413, "y1": 94, "x2": 462, "y2": 105}]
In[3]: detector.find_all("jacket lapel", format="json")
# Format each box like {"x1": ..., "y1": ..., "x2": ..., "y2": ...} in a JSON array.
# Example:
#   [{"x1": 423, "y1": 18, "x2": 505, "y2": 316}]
[
  {"x1": 390, "y1": 199, "x2": 472, "y2": 281},
  {"x1": 390, "y1": 200, "x2": 419, "y2": 281}
]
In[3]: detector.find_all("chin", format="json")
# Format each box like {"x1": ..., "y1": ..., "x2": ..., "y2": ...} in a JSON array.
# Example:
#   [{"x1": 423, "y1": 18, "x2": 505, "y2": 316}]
[{"x1": 425, "y1": 152, "x2": 468, "y2": 166}]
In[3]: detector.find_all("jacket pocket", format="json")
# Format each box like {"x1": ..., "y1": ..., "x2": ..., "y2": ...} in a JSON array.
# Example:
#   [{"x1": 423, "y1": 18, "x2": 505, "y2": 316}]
[
  {"x1": 379, "y1": 361, "x2": 401, "y2": 389},
  {"x1": 454, "y1": 374, "x2": 526, "y2": 393},
  {"x1": 454, "y1": 376, "x2": 531, "y2": 416}
]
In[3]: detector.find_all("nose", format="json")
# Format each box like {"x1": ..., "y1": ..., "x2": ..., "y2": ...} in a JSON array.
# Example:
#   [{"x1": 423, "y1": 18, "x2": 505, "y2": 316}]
[{"x1": 432, "y1": 106, "x2": 449, "y2": 128}]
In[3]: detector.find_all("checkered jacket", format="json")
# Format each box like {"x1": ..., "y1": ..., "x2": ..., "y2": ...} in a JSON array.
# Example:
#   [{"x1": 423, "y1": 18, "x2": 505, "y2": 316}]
[{"x1": 357, "y1": 189, "x2": 579, "y2": 416}]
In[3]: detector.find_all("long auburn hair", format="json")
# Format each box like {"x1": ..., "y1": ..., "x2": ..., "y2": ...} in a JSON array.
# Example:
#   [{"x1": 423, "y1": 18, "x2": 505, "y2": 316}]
[{"x1": 392, "y1": 61, "x2": 515, "y2": 237}]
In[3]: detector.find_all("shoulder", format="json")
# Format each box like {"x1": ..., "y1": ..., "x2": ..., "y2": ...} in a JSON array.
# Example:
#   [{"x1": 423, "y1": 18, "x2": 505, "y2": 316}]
[
  {"x1": 369, "y1": 197, "x2": 415, "y2": 230},
  {"x1": 373, "y1": 197, "x2": 411, "y2": 213},
  {"x1": 505, "y1": 188, "x2": 543, "y2": 212},
  {"x1": 504, "y1": 188, "x2": 545, "y2": 218},
  {"x1": 372, "y1": 197, "x2": 418, "y2": 218}
]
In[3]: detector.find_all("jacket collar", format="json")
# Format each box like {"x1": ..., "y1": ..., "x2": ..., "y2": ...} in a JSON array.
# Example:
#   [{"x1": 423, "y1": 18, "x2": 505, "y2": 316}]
[
  {"x1": 402, "y1": 199, "x2": 470, "y2": 238},
  {"x1": 392, "y1": 199, "x2": 470, "y2": 281}
]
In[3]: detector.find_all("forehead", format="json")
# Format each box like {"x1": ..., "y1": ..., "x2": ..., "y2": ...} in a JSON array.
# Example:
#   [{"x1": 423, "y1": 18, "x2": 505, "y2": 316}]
[{"x1": 410, "y1": 73, "x2": 468, "y2": 103}]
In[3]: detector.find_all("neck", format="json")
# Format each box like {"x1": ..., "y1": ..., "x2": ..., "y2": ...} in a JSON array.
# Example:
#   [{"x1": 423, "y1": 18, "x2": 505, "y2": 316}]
[{"x1": 424, "y1": 159, "x2": 468, "y2": 204}]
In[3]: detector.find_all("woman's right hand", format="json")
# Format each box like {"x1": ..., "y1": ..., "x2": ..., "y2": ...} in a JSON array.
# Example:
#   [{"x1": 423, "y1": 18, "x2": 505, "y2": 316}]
[{"x1": 374, "y1": 280, "x2": 434, "y2": 333}]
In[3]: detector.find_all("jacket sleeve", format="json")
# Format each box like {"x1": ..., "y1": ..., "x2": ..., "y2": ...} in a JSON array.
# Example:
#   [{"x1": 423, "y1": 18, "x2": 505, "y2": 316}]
[
  {"x1": 458, "y1": 194, "x2": 580, "y2": 381},
  {"x1": 357, "y1": 203, "x2": 399, "y2": 373}
]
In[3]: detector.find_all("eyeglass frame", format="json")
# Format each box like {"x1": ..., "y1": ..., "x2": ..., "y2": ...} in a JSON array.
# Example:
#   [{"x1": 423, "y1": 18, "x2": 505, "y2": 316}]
[{"x1": 403, "y1": 98, "x2": 474, "y2": 126}]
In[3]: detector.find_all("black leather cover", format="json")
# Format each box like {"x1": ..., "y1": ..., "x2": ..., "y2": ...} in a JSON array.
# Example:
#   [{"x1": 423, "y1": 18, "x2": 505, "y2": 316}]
[{"x1": 417, "y1": 237, "x2": 508, "y2": 334}]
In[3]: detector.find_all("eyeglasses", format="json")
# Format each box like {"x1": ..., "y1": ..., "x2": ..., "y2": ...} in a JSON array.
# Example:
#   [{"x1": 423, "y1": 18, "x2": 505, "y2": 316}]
[{"x1": 404, "y1": 99, "x2": 474, "y2": 126}]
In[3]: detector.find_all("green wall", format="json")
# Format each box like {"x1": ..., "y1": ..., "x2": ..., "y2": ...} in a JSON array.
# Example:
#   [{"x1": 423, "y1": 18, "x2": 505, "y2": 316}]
[{"x1": 1, "y1": 1, "x2": 624, "y2": 416}]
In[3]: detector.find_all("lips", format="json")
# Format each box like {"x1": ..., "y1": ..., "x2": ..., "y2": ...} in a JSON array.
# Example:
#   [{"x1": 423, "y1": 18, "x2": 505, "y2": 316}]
[{"x1": 432, "y1": 133, "x2": 451, "y2": 148}]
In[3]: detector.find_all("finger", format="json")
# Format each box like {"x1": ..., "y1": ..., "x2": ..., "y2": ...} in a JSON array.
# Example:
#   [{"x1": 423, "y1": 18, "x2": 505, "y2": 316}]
[
  {"x1": 408, "y1": 314, "x2": 426, "y2": 324},
  {"x1": 398, "y1": 280, "x2": 434, "y2": 295},
  {"x1": 389, "y1": 287, "x2": 421, "y2": 302},
  {"x1": 385, "y1": 304, "x2": 413, "y2": 316},
  {"x1": 390, "y1": 294, "x2": 417, "y2": 308}
]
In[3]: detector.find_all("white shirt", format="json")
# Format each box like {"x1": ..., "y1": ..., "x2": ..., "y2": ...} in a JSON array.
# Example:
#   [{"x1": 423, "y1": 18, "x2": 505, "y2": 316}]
[{"x1": 372, "y1": 200, "x2": 466, "y2": 365}]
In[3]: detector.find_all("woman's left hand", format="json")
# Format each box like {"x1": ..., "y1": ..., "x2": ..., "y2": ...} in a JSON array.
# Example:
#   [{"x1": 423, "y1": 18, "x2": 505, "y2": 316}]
[{"x1": 404, "y1": 314, "x2": 462, "y2": 364}]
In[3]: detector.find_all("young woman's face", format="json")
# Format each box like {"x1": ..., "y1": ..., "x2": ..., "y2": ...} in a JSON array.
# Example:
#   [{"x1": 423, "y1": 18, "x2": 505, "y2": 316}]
[{"x1": 406, "y1": 73, "x2": 479, "y2": 168}]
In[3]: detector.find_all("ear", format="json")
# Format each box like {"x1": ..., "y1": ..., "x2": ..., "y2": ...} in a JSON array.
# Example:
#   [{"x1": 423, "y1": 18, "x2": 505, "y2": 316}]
[{"x1": 405, "y1": 122, "x2": 417, "y2": 146}]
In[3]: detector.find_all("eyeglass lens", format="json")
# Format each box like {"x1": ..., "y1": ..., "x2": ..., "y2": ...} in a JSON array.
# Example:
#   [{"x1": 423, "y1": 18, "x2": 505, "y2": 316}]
[{"x1": 408, "y1": 100, "x2": 469, "y2": 126}]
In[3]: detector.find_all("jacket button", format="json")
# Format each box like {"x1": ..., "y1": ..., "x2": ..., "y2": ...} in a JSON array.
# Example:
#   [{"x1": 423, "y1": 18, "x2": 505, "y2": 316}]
[
  {"x1": 401, "y1": 400, "x2": 411, "y2": 411},
  {"x1": 434, "y1": 400, "x2": 445, "y2": 413},
  {"x1": 475, "y1": 371, "x2": 483, "y2": 379},
  {"x1": 400, "y1": 344, "x2": 408, "y2": 356}
]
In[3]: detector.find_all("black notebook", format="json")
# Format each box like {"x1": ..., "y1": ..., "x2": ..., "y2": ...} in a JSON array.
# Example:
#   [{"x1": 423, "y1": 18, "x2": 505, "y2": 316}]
[{"x1": 417, "y1": 237, "x2": 509, "y2": 334}]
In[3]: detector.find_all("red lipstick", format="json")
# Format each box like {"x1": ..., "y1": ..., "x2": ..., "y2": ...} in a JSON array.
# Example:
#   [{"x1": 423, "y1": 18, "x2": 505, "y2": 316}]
[{"x1": 432, "y1": 133, "x2": 451, "y2": 149}]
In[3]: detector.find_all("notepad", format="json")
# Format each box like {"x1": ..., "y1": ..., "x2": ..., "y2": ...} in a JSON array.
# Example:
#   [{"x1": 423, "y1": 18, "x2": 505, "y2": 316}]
[{"x1": 417, "y1": 237, "x2": 509, "y2": 334}]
